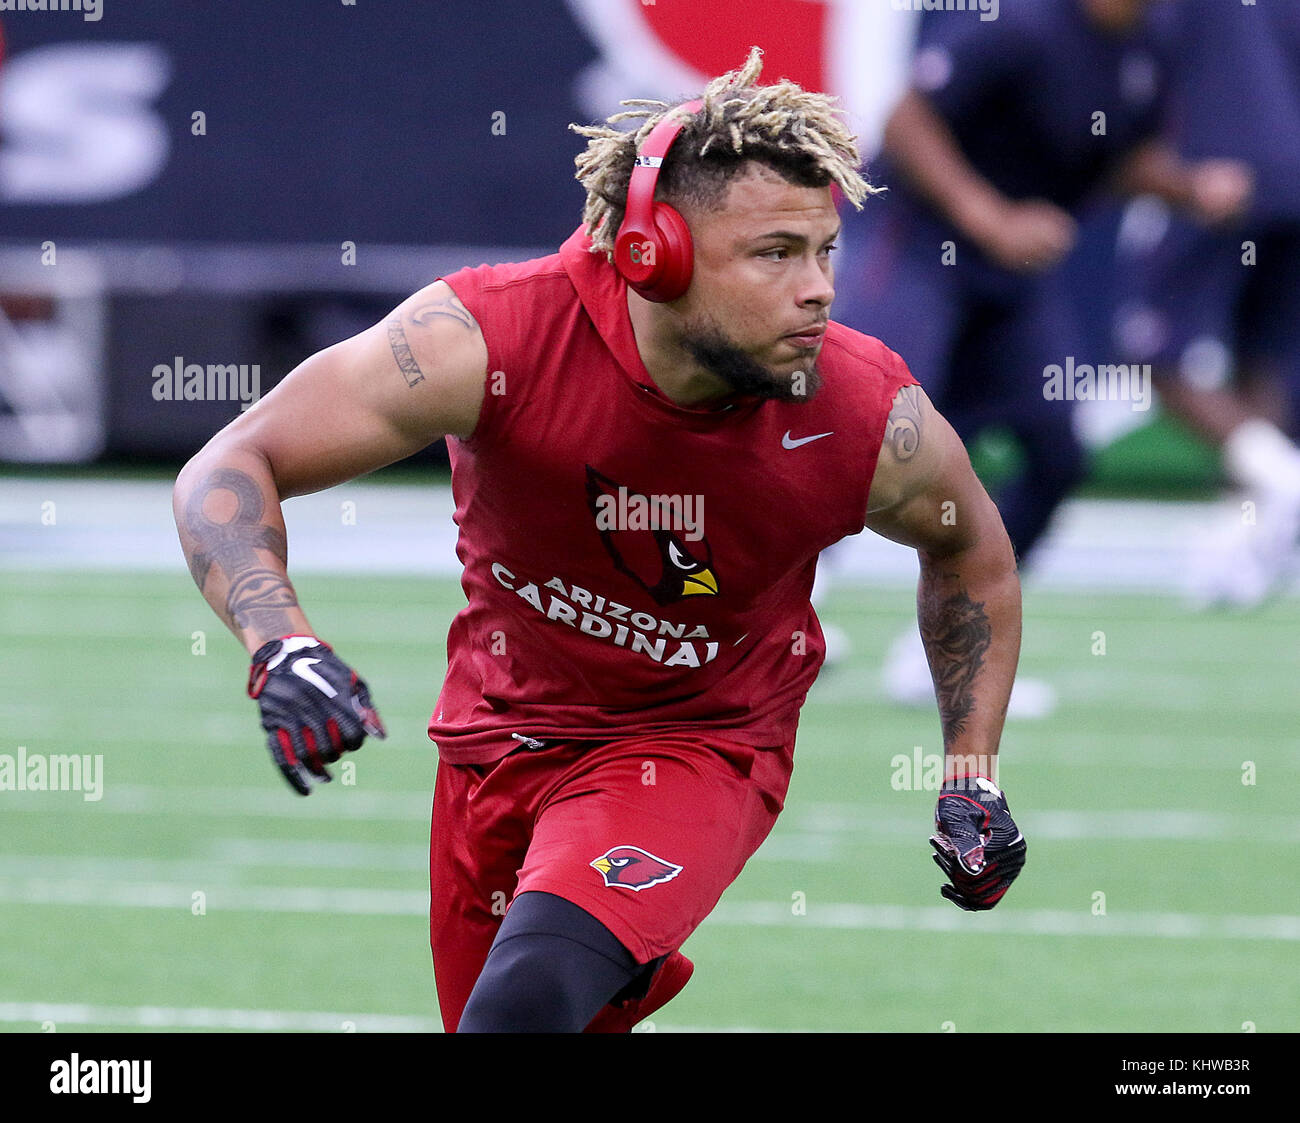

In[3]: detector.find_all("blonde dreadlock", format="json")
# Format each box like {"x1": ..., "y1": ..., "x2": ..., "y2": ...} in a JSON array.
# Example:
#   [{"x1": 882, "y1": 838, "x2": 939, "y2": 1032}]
[{"x1": 570, "y1": 46, "x2": 879, "y2": 259}]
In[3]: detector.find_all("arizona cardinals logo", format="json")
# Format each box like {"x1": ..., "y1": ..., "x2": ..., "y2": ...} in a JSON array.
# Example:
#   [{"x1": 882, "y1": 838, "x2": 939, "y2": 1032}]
[
  {"x1": 585, "y1": 466, "x2": 719, "y2": 605},
  {"x1": 590, "y1": 845, "x2": 684, "y2": 891}
]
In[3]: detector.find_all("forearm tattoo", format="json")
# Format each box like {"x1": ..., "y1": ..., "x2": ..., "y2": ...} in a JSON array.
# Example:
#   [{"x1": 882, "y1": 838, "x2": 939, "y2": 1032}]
[
  {"x1": 918, "y1": 587, "x2": 991, "y2": 744},
  {"x1": 386, "y1": 292, "x2": 476, "y2": 389},
  {"x1": 184, "y1": 467, "x2": 298, "y2": 637},
  {"x1": 883, "y1": 384, "x2": 922, "y2": 462}
]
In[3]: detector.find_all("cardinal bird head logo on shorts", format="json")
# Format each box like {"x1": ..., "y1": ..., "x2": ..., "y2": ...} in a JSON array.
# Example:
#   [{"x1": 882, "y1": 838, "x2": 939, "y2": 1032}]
[{"x1": 590, "y1": 845, "x2": 684, "y2": 891}]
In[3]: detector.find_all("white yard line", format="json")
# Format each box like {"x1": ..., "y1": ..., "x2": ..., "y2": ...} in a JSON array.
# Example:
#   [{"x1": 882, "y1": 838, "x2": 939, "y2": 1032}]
[
  {"x1": 5, "y1": 478, "x2": 1297, "y2": 595},
  {"x1": 0, "y1": 1001, "x2": 438, "y2": 1033},
  {"x1": 0, "y1": 1000, "x2": 762, "y2": 1033},
  {"x1": 793, "y1": 805, "x2": 1300, "y2": 842},
  {"x1": 5, "y1": 784, "x2": 1293, "y2": 841},
  {"x1": 5, "y1": 781, "x2": 1296, "y2": 855},
  {"x1": 0, "y1": 876, "x2": 427, "y2": 915},
  {"x1": 0, "y1": 783, "x2": 433, "y2": 820},
  {"x1": 1, "y1": 875, "x2": 1295, "y2": 941},
  {"x1": 709, "y1": 901, "x2": 1300, "y2": 941}
]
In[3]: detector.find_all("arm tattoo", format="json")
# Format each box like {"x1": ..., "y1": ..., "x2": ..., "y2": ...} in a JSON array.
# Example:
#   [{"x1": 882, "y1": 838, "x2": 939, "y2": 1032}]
[
  {"x1": 386, "y1": 318, "x2": 426, "y2": 388},
  {"x1": 385, "y1": 293, "x2": 477, "y2": 390},
  {"x1": 883, "y1": 384, "x2": 922, "y2": 462},
  {"x1": 408, "y1": 294, "x2": 475, "y2": 331},
  {"x1": 184, "y1": 467, "x2": 298, "y2": 636},
  {"x1": 918, "y1": 587, "x2": 991, "y2": 744}
]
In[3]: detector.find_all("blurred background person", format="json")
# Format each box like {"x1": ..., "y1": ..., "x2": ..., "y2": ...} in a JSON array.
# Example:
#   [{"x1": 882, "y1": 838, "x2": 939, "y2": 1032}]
[
  {"x1": 832, "y1": 0, "x2": 1251, "y2": 715},
  {"x1": 1114, "y1": 0, "x2": 1300, "y2": 607}
]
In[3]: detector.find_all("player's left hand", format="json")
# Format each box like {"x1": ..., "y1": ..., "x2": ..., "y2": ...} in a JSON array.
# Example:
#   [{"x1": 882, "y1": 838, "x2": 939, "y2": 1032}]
[{"x1": 930, "y1": 775, "x2": 1026, "y2": 911}]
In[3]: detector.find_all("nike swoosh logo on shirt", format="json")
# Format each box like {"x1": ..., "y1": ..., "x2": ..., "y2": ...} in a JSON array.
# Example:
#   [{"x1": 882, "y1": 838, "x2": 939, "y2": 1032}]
[
  {"x1": 782, "y1": 430, "x2": 834, "y2": 449},
  {"x1": 291, "y1": 657, "x2": 338, "y2": 698}
]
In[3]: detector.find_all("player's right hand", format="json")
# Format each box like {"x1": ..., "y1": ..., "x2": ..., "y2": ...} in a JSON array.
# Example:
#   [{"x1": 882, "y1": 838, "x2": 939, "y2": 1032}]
[
  {"x1": 968, "y1": 198, "x2": 1077, "y2": 273},
  {"x1": 930, "y1": 776, "x2": 1027, "y2": 911},
  {"x1": 247, "y1": 635, "x2": 386, "y2": 795},
  {"x1": 1188, "y1": 158, "x2": 1253, "y2": 227}
]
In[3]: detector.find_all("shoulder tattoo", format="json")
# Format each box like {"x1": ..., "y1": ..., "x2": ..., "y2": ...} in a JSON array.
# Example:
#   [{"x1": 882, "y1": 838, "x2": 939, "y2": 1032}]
[{"x1": 883, "y1": 384, "x2": 923, "y2": 462}]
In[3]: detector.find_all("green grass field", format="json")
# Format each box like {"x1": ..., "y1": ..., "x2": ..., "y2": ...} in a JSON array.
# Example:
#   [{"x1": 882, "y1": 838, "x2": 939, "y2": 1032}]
[{"x1": 2, "y1": 567, "x2": 1297, "y2": 1032}]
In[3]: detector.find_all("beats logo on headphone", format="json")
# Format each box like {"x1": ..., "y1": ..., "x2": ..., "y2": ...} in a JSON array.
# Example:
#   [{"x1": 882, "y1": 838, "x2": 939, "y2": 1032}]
[{"x1": 613, "y1": 98, "x2": 703, "y2": 303}]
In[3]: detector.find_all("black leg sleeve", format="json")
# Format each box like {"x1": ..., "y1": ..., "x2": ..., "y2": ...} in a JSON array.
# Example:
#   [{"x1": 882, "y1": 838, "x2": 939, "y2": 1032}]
[{"x1": 457, "y1": 891, "x2": 643, "y2": 1033}]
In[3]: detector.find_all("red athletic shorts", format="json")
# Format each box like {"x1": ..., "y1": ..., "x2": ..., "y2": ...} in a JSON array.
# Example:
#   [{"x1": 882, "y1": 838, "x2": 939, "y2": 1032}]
[{"x1": 428, "y1": 732, "x2": 793, "y2": 1032}]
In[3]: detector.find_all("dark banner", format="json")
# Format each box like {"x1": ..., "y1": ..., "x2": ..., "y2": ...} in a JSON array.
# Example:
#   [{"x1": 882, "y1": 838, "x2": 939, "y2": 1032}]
[{"x1": 0, "y1": 0, "x2": 599, "y2": 248}]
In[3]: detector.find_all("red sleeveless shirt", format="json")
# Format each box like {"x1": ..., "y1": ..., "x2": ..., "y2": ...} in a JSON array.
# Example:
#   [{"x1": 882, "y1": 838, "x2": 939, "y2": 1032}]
[{"x1": 427, "y1": 227, "x2": 917, "y2": 764}]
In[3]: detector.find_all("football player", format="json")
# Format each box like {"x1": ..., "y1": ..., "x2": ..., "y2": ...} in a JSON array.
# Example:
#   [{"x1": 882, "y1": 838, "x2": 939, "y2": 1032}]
[{"x1": 175, "y1": 48, "x2": 1027, "y2": 1032}]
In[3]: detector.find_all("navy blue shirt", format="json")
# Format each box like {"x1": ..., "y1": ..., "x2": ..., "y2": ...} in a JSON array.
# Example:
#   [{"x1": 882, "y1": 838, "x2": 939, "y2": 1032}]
[
  {"x1": 1164, "y1": 0, "x2": 1300, "y2": 220},
  {"x1": 882, "y1": 0, "x2": 1171, "y2": 213}
]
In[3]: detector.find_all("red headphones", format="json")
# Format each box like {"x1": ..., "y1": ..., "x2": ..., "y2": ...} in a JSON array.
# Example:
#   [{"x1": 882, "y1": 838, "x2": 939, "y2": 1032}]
[{"x1": 613, "y1": 99, "x2": 703, "y2": 303}]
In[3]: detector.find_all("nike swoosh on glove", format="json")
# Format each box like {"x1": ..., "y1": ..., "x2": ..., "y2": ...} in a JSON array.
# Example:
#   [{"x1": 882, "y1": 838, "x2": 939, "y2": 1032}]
[{"x1": 247, "y1": 635, "x2": 386, "y2": 795}]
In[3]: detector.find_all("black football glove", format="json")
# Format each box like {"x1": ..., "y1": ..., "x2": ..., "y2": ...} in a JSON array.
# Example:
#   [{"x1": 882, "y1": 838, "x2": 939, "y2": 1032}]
[
  {"x1": 930, "y1": 775, "x2": 1026, "y2": 911},
  {"x1": 247, "y1": 635, "x2": 386, "y2": 795}
]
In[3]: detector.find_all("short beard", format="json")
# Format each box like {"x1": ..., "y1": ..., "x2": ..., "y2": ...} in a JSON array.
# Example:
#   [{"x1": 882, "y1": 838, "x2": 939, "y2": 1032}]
[{"x1": 680, "y1": 323, "x2": 822, "y2": 403}]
